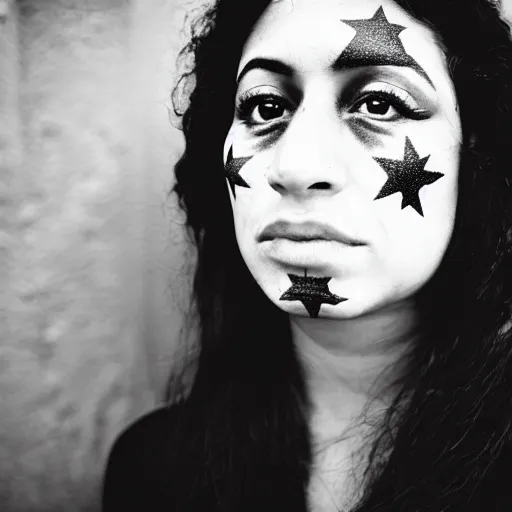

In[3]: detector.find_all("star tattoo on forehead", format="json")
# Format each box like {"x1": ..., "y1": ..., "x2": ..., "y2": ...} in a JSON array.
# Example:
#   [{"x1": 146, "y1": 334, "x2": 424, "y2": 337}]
[
  {"x1": 279, "y1": 269, "x2": 348, "y2": 318},
  {"x1": 338, "y1": 6, "x2": 433, "y2": 87},
  {"x1": 373, "y1": 136, "x2": 444, "y2": 217},
  {"x1": 225, "y1": 146, "x2": 252, "y2": 199}
]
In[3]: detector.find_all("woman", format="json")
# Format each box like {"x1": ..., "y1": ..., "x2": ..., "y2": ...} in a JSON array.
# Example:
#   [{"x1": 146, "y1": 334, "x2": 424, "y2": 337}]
[{"x1": 102, "y1": 0, "x2": 512, "y2": 510}]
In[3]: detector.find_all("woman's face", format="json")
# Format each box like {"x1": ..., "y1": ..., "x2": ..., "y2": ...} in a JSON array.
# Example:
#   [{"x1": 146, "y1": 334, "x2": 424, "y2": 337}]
[{"x1": 223, "y1": 0, "x2": 461, "y2": 319}]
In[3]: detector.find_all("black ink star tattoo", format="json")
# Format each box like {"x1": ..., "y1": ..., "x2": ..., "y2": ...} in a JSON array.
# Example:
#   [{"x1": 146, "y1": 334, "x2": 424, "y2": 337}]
[
  {"x1": 279, "y1": 269, "x2": 348, "y2": 318},
  {"x1": 337, "y1": 6, "x2": 433, "y2": 86},
  {"x1": 225, "y1": 146, "x2": 251, "y2": 199},
  {"x1": 373, "y1": 136, "x2": 444, "y2": 217}
]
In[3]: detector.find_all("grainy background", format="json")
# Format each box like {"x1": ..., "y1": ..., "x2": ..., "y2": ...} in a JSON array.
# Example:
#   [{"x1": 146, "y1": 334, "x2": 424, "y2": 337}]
[
  {"x1": 1, "y1": 0, "x2": 202, "y2": 510},
  {"x1": 1, "y1": 0, "x2": 511, "y2": 511}
]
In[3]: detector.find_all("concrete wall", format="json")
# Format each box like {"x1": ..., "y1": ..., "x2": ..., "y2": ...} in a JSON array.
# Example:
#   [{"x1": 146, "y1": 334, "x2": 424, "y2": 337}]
[
  {"x1": 1, "y1": 0, "x2": 511, "y2": 511},
  {"x1": 505, "y1": 0, "x2": 512, "y2": 20},
  {"x1": 1, "y1": 0, "x2": 201, "y2": 510}
]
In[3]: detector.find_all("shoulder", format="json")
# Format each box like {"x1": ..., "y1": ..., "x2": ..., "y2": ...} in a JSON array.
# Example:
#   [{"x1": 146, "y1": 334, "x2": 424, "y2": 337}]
[
  {"x1": 111, "y1": 402, "x2": 183, "y2": 454},
  {"x1": 102, "y1": 402, "x2": 186, "y2": 511}
]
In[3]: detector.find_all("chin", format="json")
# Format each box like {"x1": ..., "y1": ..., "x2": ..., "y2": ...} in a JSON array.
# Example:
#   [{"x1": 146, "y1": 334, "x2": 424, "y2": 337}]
[{"x1": 273, "y1": 294, "x2": 380, "y2": 320}]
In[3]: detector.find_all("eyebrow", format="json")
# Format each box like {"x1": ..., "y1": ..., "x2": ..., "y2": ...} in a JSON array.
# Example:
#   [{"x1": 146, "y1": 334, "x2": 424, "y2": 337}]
[
  {"x1": 330, "y1": 50, "x2": 434, "y2": 88},
  {"x1": 236, "y1": 54, "x2": 434, "y2": 89},
  {"x1": 236, "y1": 58, "x2": 294, "y2": 84}
]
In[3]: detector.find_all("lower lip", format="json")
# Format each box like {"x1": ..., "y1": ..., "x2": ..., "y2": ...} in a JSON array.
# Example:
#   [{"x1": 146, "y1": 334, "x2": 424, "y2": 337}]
[{"x1": 260, "y1": 238, "x2": 363, "y2": 266}]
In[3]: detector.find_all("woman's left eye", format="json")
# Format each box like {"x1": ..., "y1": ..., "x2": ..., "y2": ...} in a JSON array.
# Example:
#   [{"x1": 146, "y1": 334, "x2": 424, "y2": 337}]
[
  {"x1": 359, "y1": 98, "x2": 396, "y2": 118},
  {"x1": 352, "y1": 91, "x2": 426, "y2": 121}
]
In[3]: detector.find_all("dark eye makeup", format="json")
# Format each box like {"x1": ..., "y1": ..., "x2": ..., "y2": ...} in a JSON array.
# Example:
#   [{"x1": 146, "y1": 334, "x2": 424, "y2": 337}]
[{"x1": 235, "y1": 82, "x2": 431, "y2": 134}]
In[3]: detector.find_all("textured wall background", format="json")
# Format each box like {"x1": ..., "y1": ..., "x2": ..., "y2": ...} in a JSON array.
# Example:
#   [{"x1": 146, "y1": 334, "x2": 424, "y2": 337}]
[
  {"x1": 1, "y1": 0, "x2": 202, "y2": 510},
  {"x1": 1, "y1": 0, "x2": 511, "y2": 511}
]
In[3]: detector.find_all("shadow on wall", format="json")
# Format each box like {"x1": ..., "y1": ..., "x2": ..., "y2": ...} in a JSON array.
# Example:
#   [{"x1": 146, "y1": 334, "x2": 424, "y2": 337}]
[{"x1": 1, "y1": 0, "x2": 204, "y2": 510}]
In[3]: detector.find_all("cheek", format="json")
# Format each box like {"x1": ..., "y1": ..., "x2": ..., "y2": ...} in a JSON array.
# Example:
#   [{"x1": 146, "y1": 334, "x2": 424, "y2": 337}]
[
  {"x1": 416, "y1": 137, "x2": 460, "y2": 229},
  {"x1": 231, "y1": 194, "x2": 262, "y2": 250},
  {"x1": 224, "y1": 123, "x2": 270, "y2": 161},
  {"x1": 365, "y1": 125, "x2": 459, "y2": 283},
  {"x1": 378, "y1": 157, "x2": 458, "y2": 287}
]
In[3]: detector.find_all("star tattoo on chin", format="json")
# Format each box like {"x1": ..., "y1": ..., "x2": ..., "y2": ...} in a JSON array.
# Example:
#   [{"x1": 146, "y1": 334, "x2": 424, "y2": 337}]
[
  {"x1": 225, "y1": 146, "x2": 252, "y2": 199},
  {"x1": 373, "y1": 136, "x2": 444, "y2": 217},
  {"x1": 337, "y1": 6, "x2": 433, "y2": 87},
  {"x1": 279, "y1": 269, "x2": 348, "y2": 318}
]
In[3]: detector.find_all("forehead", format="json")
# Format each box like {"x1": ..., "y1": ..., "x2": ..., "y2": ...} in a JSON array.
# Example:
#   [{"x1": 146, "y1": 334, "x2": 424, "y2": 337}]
[{"x1": 238, "y1": 0, "x2": 446, "y2": 81}]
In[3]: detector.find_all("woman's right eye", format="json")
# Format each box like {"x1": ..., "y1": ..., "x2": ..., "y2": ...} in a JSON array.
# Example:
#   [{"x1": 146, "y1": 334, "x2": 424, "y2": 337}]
[
  {"x1": 236, "y1": 92, "x2": 291, "y2": 126},
  {"x1": 254, "y1": 100, "x2": 286, "y2": 122}
]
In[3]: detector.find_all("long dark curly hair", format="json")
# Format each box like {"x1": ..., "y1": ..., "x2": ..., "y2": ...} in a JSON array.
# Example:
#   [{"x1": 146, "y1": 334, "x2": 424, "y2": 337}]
[{"x1": 165, "y1": 0, "x2": 512, "y2": 510}]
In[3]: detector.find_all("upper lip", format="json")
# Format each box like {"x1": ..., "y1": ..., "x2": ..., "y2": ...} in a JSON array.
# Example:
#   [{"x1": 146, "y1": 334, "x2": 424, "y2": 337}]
[{"x1": 258, "y1": 219, "x2": 366, "y2": 245}]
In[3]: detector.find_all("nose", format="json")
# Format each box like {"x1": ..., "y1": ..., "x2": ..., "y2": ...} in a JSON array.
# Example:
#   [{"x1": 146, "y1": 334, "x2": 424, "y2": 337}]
[{"x1": 267, "y1": 98, "x2": 350, "y2": 199}]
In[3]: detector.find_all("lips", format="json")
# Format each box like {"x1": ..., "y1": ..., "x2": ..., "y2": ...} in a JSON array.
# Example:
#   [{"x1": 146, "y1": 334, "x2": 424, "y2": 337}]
[{"x1": 258, "y1": 219, "x2": 366, "y2": 246}]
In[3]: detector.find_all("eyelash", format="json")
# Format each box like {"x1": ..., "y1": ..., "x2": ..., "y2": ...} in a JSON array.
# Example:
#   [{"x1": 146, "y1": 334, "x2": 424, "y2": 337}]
[{"x1": 235, "y1": 87, "x2": 428, "y2": 128}]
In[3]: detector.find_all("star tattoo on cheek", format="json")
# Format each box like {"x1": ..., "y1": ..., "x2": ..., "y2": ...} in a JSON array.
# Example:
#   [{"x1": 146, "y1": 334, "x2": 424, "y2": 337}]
[
  {"x1": 373, "y1": 136, "x2": 444, "y2": 217},
  {"x1": 337, "y1": 6, "x2": 433, "y2": 87},
  {"x1": 225, "y1": 146, "x2": 252, "y2": 199},
  {"x1": 279, "y1": 269, "x2": 348, "y2": 318}
]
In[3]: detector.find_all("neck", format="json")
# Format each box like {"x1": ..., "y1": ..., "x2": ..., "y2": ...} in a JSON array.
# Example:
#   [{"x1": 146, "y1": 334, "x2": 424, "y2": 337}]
[{"x1": 291, "y1": 299, "x2": 419, "y2": 444}]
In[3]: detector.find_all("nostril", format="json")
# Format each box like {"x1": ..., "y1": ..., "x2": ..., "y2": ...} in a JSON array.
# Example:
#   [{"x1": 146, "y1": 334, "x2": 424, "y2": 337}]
[
  {"x1": 269, "y1": 182, "x2": 285, "y2": 193},
  {"x1": 311, "y1": 182, "x2": 331, "y2": 190}
]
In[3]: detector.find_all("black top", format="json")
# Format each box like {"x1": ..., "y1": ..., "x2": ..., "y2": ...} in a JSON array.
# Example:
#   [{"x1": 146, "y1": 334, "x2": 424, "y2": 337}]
[
  {"x1": 102, "y1": 404, "x2": 185, "y2": 512},
  {"x1": 102, "y1": 401, "x2": 512, "y2": 511},
  {"x1": 102, "y1": 400, "x2": 311, "y2": 512}
]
